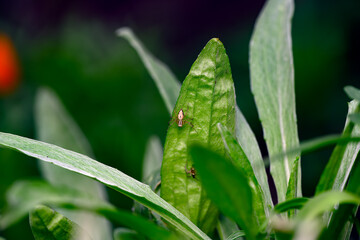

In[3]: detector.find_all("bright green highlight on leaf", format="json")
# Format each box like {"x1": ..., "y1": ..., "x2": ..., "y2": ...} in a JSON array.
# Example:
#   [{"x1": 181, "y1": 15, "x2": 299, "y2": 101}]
[
  {"x1": 161, "y1": 38, "x2": 235, "y2": 234},
  {"x1": 35, "y1": 88, "x2": 111, "y2": 240},
  {"x1": 250, "y1": 0, "x2": 301, "y2": 202},
  {"x1": 0, "y1": 133, "x2": 209, "y2": 240},
  {"x1": 30, "y1": 205, "x2": 92, "y2": 240},
  {"x1": 190, "y1": 145, "x2": 258, "y2": 240}
]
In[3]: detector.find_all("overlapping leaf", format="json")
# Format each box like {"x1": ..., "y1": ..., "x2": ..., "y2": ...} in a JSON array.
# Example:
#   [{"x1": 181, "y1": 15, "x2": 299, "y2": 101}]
[
  {"x1": 0, "y1": 133, "x2": 209, "y2": 240},
  {"x1": 35, "y1": 88, "x2": 111, "y2": 240}
]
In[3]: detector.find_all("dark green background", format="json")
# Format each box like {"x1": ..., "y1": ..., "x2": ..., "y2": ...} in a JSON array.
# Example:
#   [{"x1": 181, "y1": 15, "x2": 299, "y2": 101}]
[{"x1": 0, "y1": 0, "x2": 359, "y2": 239}]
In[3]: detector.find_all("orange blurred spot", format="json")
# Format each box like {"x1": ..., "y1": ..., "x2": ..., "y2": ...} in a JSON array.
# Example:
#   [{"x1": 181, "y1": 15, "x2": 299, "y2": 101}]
[{"x1": 0, "y1": 34, "x2": 20, "y2": 96}]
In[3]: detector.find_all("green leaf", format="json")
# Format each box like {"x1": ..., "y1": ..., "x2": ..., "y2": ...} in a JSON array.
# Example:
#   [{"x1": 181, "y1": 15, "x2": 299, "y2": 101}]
[
  {"x1": 217, "y1": 215, "x2": 239, "y2": 240},
  {"x1": 118, "y1": 30, "x2": 263, "y2": 189},
  {"x1": 250, "y1": 0, "x2": 301, "y2": 202},
  {"x1": 316, "y1": 100, "x2": 360, "y2": 194},
  {"x1": 0, "y1": 180, "x2": 112, "y2": 229},
  {"x1": 141, "y1": 135, "x2": 162, "y2": 185},
  {"x1": 133, "y1": 136, "x2": 162, "y2": 224},
  {"x1": 344, "y1": 86, "x2": 360, "y2": 102},
  {"x1": 161, "y1": 38, "x2": 236, "y2": 234},
  {"x1": 218, "y1": 123, "x2": 267, "y2": 223},
  {"x1": 0, "y1": 133, "x2": 209, "y2": 240},
  {"x1": 1, "y1": 180, "x2": 176, "y2": 240},
  {"x1": 35, "y1": 88, "x2": 111, "y2": 240},
  {"x1": 235, "y1": 107, "x2": 272, "y2": 209},
  {"x1": 285, "y1": 157, "x2": 300, "y2": 217},
  {"x1": 30, "y1": 205, "x2": 92, "y2": 240},
  {"x1": 190, "y1": 145, "x2": 258, "y2": 240},
  {"x1": 320, "y1": 156, "x2": 360, "y2": 240},
  {"x1": 349, "y1": 113, "x2": 360, "y2": 125},
  {"x1": 113, "y1": 228, "x2": 144, "y2": 240},
  {"x1": 274, "y1": 197, "x2": 309, "y2": 213},
  {"x1": 225, "y1": 230, "x2": 245, "y2": 240},
  {"x1": 296, "y1": 191, "x2": 360, "y2": 221},
  {"x1": 116, "y1": 27, "x2": 180, "y2": 114}
]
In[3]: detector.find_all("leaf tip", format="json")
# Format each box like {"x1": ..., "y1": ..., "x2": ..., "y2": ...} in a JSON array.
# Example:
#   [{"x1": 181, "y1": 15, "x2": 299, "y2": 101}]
[{"x1": 115, "y1": 27, "x2": 132, "y2": 37}]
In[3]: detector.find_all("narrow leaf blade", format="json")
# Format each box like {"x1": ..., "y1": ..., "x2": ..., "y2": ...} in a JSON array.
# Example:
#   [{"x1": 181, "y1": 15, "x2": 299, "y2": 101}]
[
  {"x1": 190, "y1": 145, "x2": 258, "y2": 240},
  {"x1": 320, "y1": 156, "x2": 360, "y2": 240},
  {"x1": 250, "y1": 0, "x2": 301, "y2": 202},
  {"x1": 116, "y1": 28, "x2": 180, "y2": 113},
  {"x1": 30, "y1": 205, "x2": 92, "y2": 240},
  {"x1": 316, "y1": 100, "x2": 360, "y2": 194},
  {"x1": 35, "y1": 88, "x2": 111, "y2": 240},
  {"x1": 0, "y1": 133, "x2": 209, "y2": 240},
  {"x1": 235, "y1": 107, "x2": 272, "y2": 208}
]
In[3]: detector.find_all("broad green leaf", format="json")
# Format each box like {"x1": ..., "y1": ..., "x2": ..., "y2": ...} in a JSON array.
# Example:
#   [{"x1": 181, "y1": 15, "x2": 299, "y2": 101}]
[
  {"x1": 30, "y1": 205, "x2": 92, "y2": 240},
  {"x1": 118, "y1": 29, "x2": 265, "y2": 201},
  {"x1": 234, "y1": 107, "x2": 272, "y2": 209},
  {"x1": 316, "y1": 100, "x2": 360, "y2": 194},
  {"x1": 320, "y1": 156, "x2": 360, "y2": 240},
  {"x1": 274, "y1": 197, "x2": 309, "y2": 213},
  {"x1": 161, "y1": 38, "x2": 236, "y2": 234},
  {"x1": 0, "y1": 133, "x2": 210, "y2": 240},
  {"x1": 344, "y1": 86, "x2": 360, "y2": 102},
  {"x1": 35, "y1": 88, "x2": 111, "y2": 240},
  {"x1": 296, "y1": 191, "x2": 360, "y2": 221},
  {"x1": 349, "y1": 113, "x2": 360, "y2": 125},
  {"x1": 217, "y1": 215, "x2": 239, "y2": 240},
  {"x1": 190, "y1": 145, "x2": 258, "y2": 240},
  {"x1": 114, "y1": 228, "x2": 144, "y2": 240},
  {"x1": 1, "y1": 180, "x2": 176, "y2": 240},
  {"x1": 218, "y1": 123, "x2": 267, "y2": 223},
  {"x1": 116, "y1": 27, "x2": 180, "y2": 114},
  {"x1": 250, "y1": 0, "x2": 301, "y2": 202}
]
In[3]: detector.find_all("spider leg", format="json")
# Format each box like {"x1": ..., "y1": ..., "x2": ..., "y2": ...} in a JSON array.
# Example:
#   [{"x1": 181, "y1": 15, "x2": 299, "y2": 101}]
[{"x1": 168, "y1": 118, "x2": 177, "y2": 126}]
